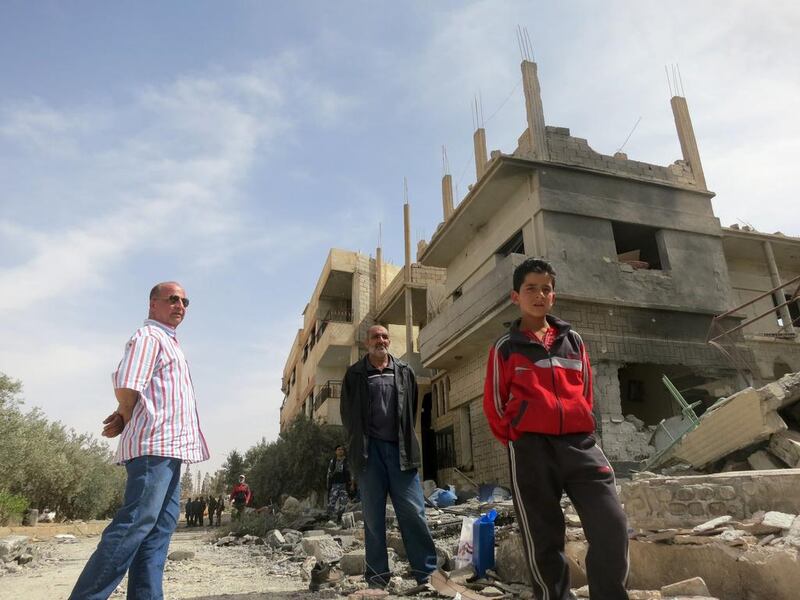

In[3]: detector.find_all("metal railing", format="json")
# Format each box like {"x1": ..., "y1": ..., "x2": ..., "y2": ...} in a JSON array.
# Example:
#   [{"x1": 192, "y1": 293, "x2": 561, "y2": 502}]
[
  {"x1": 314, "y1": 380, "x2": 342, "y2": 411},
  {"x1": 706, "y1": 274, "x2": 800, "y2": 384}
]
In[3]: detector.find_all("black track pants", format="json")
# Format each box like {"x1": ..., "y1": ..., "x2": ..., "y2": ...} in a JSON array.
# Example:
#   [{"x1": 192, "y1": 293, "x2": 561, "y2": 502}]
[{"x1": 508, "y1": 432, "x2": 629, "y2": 600}]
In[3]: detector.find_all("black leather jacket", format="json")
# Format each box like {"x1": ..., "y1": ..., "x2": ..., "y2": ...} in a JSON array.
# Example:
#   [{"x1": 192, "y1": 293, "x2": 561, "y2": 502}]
[{"x1": 340, "y1": 355, "x2": 421, "y2": 476}]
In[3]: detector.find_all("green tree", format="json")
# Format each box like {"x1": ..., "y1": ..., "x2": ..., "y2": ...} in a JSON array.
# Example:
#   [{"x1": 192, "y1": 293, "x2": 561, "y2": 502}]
[
  {"x1": 246, "y1": 416, "x2": 346, "y2": 506},
  {"x1": 0, "y1": 371, "x2": 126, "y2": 521},
  {"x1": 180, "y1": 465, "x2": 194, "y2": 497},
  {"x1": 221, "y1": 449, "x2": 246, "y2": 490}
]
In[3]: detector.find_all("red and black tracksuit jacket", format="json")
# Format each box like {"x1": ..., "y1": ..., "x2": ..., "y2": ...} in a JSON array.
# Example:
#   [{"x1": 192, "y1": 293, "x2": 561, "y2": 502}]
[
  {"x1": 483, "y1": 315, "x2": 630, "y2": 600},
  {"x1": 483, "y1": 315, "x2": 594, "y2": 444}
]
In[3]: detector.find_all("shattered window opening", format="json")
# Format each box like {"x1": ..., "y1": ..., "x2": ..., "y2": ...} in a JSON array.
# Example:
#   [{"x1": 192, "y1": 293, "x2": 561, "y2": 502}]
[
  {"x1": 496, "y1": 229, "x2": 525, "y2": 257},
  {"x1": 611, "y1": 221, "x2": 664, "y2": 270}
]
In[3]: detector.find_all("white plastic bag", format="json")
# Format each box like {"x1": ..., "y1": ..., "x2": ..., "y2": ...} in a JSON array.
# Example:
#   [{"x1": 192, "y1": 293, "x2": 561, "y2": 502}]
[{"x1": 454, "y1": 516, "x2": 476, "y2": 569}]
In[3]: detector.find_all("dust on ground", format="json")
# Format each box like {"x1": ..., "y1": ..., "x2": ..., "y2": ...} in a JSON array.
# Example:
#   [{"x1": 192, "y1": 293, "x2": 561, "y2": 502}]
[{"x1": 0, "y1": 526, "x2": 326, "y2": 600}]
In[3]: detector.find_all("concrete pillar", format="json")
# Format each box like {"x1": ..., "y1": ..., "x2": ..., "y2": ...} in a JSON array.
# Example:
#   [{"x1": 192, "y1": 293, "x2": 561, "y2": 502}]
[
  {"x1": 404, "y1": 203, "x2": 411, "y2": 282},
  {"x1": 473, "y1": 127, "x2": 488, "y2": 180},
  {"x1": 375, "y1": 246, "x2": 383, "y2": 298},
  {"x1": 404, "y1": 287, "x2": 414, "y2": 356},
  {"x1": 763, "y1": 240, "x2": 795, "y2": 333},
  {"x1": 403, "y1": 203, "x2": 414, "y2": 354},
  {"x1": 593, "y1": 361, "x2": 624, "y2": 418},
  {"x1": 670, "y1": 96, "x2": 707, "y2": 189},
  {"x1": 521, "y1": 60, "x2": 548, "y2": 160},
  {"x1": 441, "y1": 173, "x2": 454, "y2": 220}
]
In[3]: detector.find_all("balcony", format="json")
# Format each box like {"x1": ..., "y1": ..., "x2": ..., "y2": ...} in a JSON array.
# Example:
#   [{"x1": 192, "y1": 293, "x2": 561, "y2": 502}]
[
  {"x1": 375, "y1": 264, "x2": 447, "y2": 327},
  {"x1": 313, "y1": 380, "x2": 343, "y2": 427},
  {"x1": 419, "y1": 253, "x2": 526, "y2": 369},
  {"x1": 314, "y1": 380, "x2": 342, "y2": 411}
]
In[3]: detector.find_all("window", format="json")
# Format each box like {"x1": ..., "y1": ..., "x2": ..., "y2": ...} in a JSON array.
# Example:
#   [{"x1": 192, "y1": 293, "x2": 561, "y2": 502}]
[
  {"x1": 611, "y1": 221, "x2": 664, "y2": 270},
  {"x1": 435, "y1": 428, "x2": 456, "y2": 469},
  {"x1": 497, "y1": 229, "x2": 525, "y2": 257}
]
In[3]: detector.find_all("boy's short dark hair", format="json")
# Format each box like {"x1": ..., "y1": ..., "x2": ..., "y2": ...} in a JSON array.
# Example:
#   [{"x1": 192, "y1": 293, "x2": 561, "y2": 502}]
[{"x1": 513, "y1": 258, "x2": 557, "y2": 292}]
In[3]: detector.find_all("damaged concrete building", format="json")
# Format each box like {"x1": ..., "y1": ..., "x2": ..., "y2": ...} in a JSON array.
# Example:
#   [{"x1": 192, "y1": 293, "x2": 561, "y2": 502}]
[
  {"x1": 278, "y1": 57, "x2": 800, "y2": 494},
  {"x1": 414, "y1": 57, "x2": 757, "y2": 486}
]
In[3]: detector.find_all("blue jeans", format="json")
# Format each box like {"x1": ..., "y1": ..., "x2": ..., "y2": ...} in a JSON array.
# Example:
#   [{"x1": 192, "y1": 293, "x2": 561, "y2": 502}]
[
  {"x1": 359, "y1": 438, "x2": 437, "y2": 586},
  {"x1": 69, "y1": 455, "x2": 182, "y2": 600}
]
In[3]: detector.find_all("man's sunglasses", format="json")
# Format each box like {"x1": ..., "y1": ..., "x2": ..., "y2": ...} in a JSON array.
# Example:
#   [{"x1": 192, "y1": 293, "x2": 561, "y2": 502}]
[{"x1": 162, "y1": 295, "x2": 190, "y2": 308}]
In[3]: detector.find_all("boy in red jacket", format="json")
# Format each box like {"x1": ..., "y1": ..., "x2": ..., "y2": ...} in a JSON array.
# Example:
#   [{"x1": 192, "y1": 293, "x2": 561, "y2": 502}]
[{"x1": 484, "y1": 258, "x2": 629, "y2": 600}]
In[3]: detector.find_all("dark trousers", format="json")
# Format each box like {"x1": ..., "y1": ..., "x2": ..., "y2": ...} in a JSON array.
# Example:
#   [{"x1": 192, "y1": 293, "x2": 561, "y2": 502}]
[
  {"x1": 359, "y1": 438, "x2": 437, "y2": 586},
  {"x1": 508, "y1": 433, "x2": 629, "y2": 600}
]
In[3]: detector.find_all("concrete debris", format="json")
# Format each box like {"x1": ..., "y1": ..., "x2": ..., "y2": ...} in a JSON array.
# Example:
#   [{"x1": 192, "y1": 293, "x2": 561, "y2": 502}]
[
  {"x1": 660, "y1": 576, "x2": 710, "y2": 597},
  {"x1": 0, "y1": 535, "x2": 43, "y2": 571},
  {"x1": 187, "y1": 454, "x2": 800, "y2": 600},
  {"x1": 649, "y1": 371, "x2": 800, "y2": 471},
  {"x1": 301, "y1": 534, "x2": 344, "y2": 563},
  {"x1": 761, "y1": 510, "x2": 796, "y2": 530}
]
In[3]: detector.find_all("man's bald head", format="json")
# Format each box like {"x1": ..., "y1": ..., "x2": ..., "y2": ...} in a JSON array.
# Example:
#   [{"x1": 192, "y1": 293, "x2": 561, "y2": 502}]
[{"x1": 150, "y1": 282, "x2": 183, "y2": 300}]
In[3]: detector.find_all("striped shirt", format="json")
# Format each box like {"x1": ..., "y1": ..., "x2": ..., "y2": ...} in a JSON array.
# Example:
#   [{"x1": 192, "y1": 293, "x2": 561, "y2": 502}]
[{"x1": 113, "y1": 319, "x2": 209, "y2": 464}]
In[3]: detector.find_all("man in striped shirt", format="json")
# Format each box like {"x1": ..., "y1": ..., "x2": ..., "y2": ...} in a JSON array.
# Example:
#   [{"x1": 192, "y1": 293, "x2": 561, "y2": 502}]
[{"x1": 70, "y1": 281, "x2": 209, "y2": 600}]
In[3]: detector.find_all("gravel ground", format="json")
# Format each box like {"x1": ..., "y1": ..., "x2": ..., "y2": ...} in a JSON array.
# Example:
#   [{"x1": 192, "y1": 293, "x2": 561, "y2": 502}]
[{"x1": 0, "y1": 527, "x2": 331, "y2": 600}]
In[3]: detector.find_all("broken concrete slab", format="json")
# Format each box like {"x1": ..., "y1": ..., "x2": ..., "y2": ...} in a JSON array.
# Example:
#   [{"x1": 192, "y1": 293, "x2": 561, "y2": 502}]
[
  {"x1": 746, "y1": 449, "x2": 786, "y2": 470},
  {"x1": 621, "y1": 469, "x2": 800, "y2": 529},
  {"x1": 660, "y1": 576, "x2": 710, "y2": 597},
  {"x1": 650, "y1": 385, "x2": 788, "y2": 469},
  {"x1": 339, "y1": 549, "x2": 365, "y2": 576},
  {"x1": 301, "y1": 535, "x2": 344, "y2": 563},
  {"x1": 692, "y1": 516, "x2": 732, "y2": 533},
  {"x1": 768, "y1": 430, "x2": 800, "y2": 467},
  {"x1": 759, "y1": 371, "x2": 800, "y2": 410},
  {"x1": 761, "y1": 511, "x2": 796, "y2": 530},
  {"x1": 628, "y1": 539, "x2": 800, "y2": 600},
  {"x1": 265, "y1": 529, "x2": 285, "y2": 548}
]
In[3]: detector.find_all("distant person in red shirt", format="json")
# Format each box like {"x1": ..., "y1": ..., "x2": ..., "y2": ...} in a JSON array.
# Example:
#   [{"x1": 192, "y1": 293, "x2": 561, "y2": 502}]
[{"x1": 230, "y1": 474, "x2": 252, "y2": 520}]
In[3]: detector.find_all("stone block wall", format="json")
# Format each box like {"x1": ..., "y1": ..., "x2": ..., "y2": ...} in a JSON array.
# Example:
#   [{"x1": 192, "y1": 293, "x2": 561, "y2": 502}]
[
  {"x1": 621, "y1": 469, "x2": 800, "y2": 529},
  {"x1": 537, "y1": 126, "x2": 698, "y2": 189}
]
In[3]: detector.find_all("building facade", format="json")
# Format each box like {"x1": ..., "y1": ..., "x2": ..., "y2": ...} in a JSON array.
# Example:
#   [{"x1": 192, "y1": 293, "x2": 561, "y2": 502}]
[
  {"x1": 415, "y1": 59, "x2": 760, "y2": 487},
  {"x1": 279, "y1": 249, "x2": 402, "y2": 431}
]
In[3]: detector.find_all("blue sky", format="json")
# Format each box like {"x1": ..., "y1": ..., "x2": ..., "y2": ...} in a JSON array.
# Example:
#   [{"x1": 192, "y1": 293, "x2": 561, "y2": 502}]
[{"x1": 1, "y1": 1, "x2": 798, "y2": 476}]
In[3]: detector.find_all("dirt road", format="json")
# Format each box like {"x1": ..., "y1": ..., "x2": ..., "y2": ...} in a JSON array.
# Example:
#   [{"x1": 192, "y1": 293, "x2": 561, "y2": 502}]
[{"x1": 0, "y1": 528, "x2": 311, "y2": 600}]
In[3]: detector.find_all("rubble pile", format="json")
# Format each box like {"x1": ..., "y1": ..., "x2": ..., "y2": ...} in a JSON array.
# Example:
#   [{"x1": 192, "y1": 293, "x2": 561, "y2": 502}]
[
  {"x1": 205, "y1": 489, "x2": 723, "y2": 599},
  {"x1": 649, "y1": 371, "x2": 800, "y2": 472},
  {"x1": 621, "y1": 469, "x2": 800, "y2": 599},
  {"x1": 0, "y1": 533, "x2": 66, "y2": 575}
]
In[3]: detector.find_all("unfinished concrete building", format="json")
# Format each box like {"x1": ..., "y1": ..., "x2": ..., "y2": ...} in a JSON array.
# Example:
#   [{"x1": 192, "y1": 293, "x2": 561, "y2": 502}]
[
  {"x1": 279, "y1": 249, "x2": 403, "y2": 431},
  {"x1": 720, "y1": 226, "x2": 800, "y2": 383},
  {"x1": 415, "y1": 58, "x2": 749, "y2": 487}
]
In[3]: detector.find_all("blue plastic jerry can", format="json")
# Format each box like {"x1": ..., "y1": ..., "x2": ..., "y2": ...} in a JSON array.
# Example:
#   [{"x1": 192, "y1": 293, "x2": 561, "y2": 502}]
[{"x1": 472, "y1": 509, "x2": 497, "y2": 577}]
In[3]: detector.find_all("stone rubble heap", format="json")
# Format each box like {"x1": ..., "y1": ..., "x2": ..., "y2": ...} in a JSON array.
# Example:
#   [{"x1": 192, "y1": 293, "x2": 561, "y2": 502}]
[
  {"x1": 649, "y1": 371, "x2": 800, "y2": 472},
  {"x1": 0, "y1": 533, "x2": 66, "y2": 575},
  {"x1": 200, "y1": 493, "x2": 721, "y2": 599}
]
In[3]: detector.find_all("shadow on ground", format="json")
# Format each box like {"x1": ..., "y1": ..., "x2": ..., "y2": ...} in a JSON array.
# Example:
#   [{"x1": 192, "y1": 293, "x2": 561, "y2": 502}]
[{"x1": 186, "y1": 594, "x2": 318, "y2": 600}]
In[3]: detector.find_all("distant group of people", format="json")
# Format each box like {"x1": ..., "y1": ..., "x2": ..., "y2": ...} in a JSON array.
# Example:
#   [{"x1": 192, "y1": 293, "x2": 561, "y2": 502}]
[{"x1": 184, "y1": 495, "x2": 224, "y2": 527}]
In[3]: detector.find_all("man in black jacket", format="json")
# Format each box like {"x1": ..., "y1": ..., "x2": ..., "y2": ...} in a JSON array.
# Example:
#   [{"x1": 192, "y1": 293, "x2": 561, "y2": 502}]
[{"x1": 341, "y1": 324, "x2": 437, "y2": 589}]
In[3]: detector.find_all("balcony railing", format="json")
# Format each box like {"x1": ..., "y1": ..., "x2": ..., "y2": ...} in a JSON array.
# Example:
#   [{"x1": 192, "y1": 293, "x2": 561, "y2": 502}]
[{"x1": 314, "y1": 380, "x2": 342, "y2": 411}]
